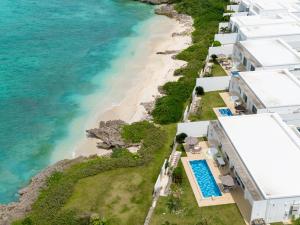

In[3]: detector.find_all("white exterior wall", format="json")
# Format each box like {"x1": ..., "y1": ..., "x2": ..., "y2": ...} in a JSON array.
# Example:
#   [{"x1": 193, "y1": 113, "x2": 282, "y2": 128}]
[
  {"x1": 227, "y1": 5, "x2": 240, "y2": 12},
  {"x1": 214, "y1": 33, "x2": 238, "y2": 45},
  {"x1": 251, "y1": 197, "x2": 300, "y2": 223},
  {"x1": 244, "y1": 187, "x2": 254, "y2": 206},
  {"x1": 208, "y1": 44, "x2": 234, "y2": 57},
  {"x1": 251, "y1": 200, "x2": 268, "y2": 221}
]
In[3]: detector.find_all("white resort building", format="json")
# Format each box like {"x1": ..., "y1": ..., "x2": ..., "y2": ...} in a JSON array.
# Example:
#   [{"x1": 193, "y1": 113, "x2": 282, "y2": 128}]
[
  {"x1": 232, "y1": 38, "x2": 300, "y2": 71},
  {"x1": 207, "y1": 113, "x2": 300, "y2": 224},
  {"x1": 229, "y1": 69, "x2": 300, "y2": 126},
  {"x1": 237, "y1": 0, "x2": 300, "y2": 16}
]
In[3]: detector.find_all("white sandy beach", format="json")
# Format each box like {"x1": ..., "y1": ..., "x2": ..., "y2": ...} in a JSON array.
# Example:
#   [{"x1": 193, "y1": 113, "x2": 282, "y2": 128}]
[{"x1": 51, "y1": 13, "x2": 193, "y2": 160}]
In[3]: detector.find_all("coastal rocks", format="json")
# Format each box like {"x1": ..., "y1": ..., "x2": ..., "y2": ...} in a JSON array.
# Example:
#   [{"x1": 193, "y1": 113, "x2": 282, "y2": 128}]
[
  {"x1": 155, "y1": 4, "x2": 194, "y2": 28},
  {"x1": 0, "y1": 156, "x2": 87, "y2": 225},
  {"x1": 86, "y1": 120, "x2": 127, "y2": 149},
  {"x1": 156, "y1": 50, "x2": 180, "y2": 55},
  {"x1": 138, "y1": 0, "x2": 169, "y2": 5}
]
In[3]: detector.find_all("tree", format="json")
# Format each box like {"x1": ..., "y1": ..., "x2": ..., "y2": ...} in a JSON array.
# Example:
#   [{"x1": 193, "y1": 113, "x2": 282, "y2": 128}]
[
  {"x1": 195, "y1": 86, "x2": 204, "y2": 96},
  {"x1": 175, "y1": 133, "x2": 187, "y2": 144}
]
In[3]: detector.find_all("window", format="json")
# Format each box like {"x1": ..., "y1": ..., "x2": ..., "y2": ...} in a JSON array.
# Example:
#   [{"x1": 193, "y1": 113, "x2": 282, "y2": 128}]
[
  {"x1": 243, "y1": 93, "x2": 248, "y2": 103},
  {"x1": 252, "y1": 105, "x2": 257, "y2": 114},
  {"x1": 243, "y1": 57, "x2": 247, "y2": 67},
  {"x1": 235, "y1": 172, "x2": 245, "y2": 190},
  {"x1": 250, "y1": 65, "x2": 255, "y2": 71}
]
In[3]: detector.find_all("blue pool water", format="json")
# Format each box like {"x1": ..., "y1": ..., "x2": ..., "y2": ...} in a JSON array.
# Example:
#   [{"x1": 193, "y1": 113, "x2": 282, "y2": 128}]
[
  {"x1": 219, "y1": 108, "x2": 233, "y2": 116},
  {"x1": 189, "y1": 160, "x2": 222, "y2": 198},
  {"x1": 0, "y1": 0, "x2": 154, "y2": 203}
]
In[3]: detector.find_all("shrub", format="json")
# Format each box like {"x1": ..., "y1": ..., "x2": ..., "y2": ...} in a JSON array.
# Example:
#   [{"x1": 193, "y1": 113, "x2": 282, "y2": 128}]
[
  {"x1": 151, "y1": 0, "x2": 226, "y2": 125},
  {"x1": 152, "y1": 96, "x2": 184, "y2": 124},
  {"x1": 175, "y1": 133, "x2": 187, "y2": 144},
  {"x1": 211, "y1": 54, "x2": 218, "y2": 62},
  {"x1": 195, "y1": 86, "x2": 204, "y2": 96},
  {"x1": 111, "y1": 148, "x2": 135, "y2": 159},
  {"x1": 223, "y1": 15, "x2": 231, "y2": 22},
  {"x1": 212, "y1": 40, "x2": 221, "y2": 47},
  {"x1": 166, "y1": 195, "x2": 181, "y2": 213},
  {"x1": 121, "y1": 121, "x2": 154, "y2": 143},
  {"x1": 172, "y1": 166, "x2": 183, "y2": 184},
  {"x1": 294, "y1": 218, "x2": 300, "y2": 225}
]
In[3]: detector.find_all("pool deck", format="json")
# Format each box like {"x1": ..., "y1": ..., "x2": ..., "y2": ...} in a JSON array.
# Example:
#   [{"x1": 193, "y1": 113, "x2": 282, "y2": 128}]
[
  {"x1": 212, "y1": 92, "x2": 238, "y2": 118},
  {"x1": 181, "y1": 141, "x2": 251, "y2": 224},
  {"x1": 181, "y1": 141, "x2": 235, "y2": 207}
]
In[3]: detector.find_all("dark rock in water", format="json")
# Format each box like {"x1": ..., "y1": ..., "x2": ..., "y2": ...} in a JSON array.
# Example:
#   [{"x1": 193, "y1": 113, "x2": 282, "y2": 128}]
[
  {"x1": 86, "y1": 120, "x2": 127, "y2": 149},
  {"x1": 139, "y1": 0, "x2": 170, "y2": 5},
  {"x1": 0, "y1": 157, "x2": 88, "y2": 225}
]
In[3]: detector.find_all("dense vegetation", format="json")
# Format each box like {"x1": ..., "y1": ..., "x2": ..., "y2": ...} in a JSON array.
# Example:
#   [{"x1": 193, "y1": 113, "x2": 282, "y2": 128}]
[
  {"x1": 14, "y1": 122, "x2": 176, "y2": 225},
  {"x1": 152, "y1": 0, "x2": 228, "y2": 124},
  {"x1": 150, "y1": 162, "x2": 245, "y2": 225}
]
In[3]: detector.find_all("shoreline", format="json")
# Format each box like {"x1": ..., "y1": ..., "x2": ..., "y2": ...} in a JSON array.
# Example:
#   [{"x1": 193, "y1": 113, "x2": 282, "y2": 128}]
[
  {"x1": 0, "y1": 5, "x2": 194, "y2": 224},
  {"x1": 76, "y1": 12, "x2": 193, "y2": 157},
  {"x1": 59, "y1": 8, "x2": 194, "y2": 158}
]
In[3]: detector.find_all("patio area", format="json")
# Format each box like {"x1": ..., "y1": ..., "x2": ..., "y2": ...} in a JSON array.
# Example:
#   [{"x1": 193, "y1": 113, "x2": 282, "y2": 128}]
[
  {"x1": 212, "y1": 92, "x2": 239, "y2": 117},
  {"x1": 181, "y1": 141, "x2": 252, "y2": 224}
]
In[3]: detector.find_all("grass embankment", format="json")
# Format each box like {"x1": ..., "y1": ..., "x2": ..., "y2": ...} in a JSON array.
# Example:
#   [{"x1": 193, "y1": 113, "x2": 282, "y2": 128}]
[
  {"x1": 189, "y1": 91, "x2": 226, "y2": 121},
  {"x1": 152, "y1": 0, "x2": 228, "y2": 124},
  {"x1": 14, "y1": 122, "x2": 176, "y2": 225},
  {"x1": 150, "y1": 162, "x2": 245, "y2": 225}
]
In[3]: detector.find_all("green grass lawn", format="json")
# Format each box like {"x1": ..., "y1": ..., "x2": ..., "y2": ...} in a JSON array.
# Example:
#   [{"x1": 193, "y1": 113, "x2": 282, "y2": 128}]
[
  {"x1": 13, "y1": 123, "x2": 176, "y2": 225},
  {"x1": 211, "y1": 62, "x2": 227, "y2": 76},
  {"x1": 62, "y1": 124, "x2": 176, "y2": 225},
  {"x1": 189, "y1": 91, "x2": 226, "y2": 121},
  {"x1": 150, "y1": 162, "x2": 245, "y2": 225},
  {"x1": 270, "y1": 223, "x2": 285, "y2": 225}
]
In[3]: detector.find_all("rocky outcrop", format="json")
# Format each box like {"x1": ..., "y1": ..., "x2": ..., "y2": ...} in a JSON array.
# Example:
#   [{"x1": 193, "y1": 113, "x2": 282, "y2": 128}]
[
  {"x1": 86, "y1": 120, "x2": 127, "y2": 149},
  {"x1": 0, "y1": 157, "x2": 87, "y2": 225},
  {"x1": 139, "y1": 0, "x2": 170, "y2": 5},
  {"x1": 155, "y1": 4, "x2": 193, "y2": 27},
  {"x1": 156, "y1": 50, "x2": 180, "y2": 55}
]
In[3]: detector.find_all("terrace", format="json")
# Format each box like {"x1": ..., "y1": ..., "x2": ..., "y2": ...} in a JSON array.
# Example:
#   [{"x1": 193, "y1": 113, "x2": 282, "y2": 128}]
[{"x1": 181, "y1": 140, "x2": 252, "y2": 224}]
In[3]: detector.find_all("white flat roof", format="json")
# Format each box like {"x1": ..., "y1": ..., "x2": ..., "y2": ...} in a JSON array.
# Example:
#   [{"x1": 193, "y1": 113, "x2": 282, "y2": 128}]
[
  {"x1": 254, "y1": 1, "x2": 287, "y2": 11},
  {"x1": 240, "y1": 23, "x2": 300, "y2": 38},
  {"x1": 240, "y1": 38, "x2": 300, "y2": 67},
  {"x1": 219, "y1": 113, "x2": 300, "y2": 199},
  {"x1": 231, "y1": 14, "x2": 299, "y2": 27},
  {"x1": 239, "y1": 70, "x2": 300, "y2": 108}
]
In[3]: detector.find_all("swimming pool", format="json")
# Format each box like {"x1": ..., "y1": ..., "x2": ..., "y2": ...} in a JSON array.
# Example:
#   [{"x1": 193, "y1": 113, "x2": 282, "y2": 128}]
[
  {"x1": 219, "y1": 108, "x2": 233, "y2": 116},
  {"x1": 189, "y1": 160, "x2": 222, "y2": 198}
]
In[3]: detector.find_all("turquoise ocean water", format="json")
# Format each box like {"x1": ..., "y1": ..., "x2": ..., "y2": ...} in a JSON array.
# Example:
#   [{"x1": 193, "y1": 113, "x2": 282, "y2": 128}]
[{"x1": 0, "y1": 0, "x2": 153, "y2": 203}]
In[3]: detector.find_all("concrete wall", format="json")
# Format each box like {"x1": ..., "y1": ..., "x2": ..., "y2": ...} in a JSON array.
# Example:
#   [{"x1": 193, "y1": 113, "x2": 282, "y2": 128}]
[
  {"x1": 177, "y1": 121, "x2": 210, "y2": 137},
  {"x1": 214, "y1": 33, "x2": 238, "y2": 45},
  {"x1": 196, "y1": 76, "x2": 230, "y2": 92},
  {"x1": 208, "y1": 44, "x2": 234, "y2": 57},
  {"x1": 227, "y1": 5, "x2": 240, "y2": 12},
  {"x1": 252, "y1": 197, "x2": 300, "y2": 223}
]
